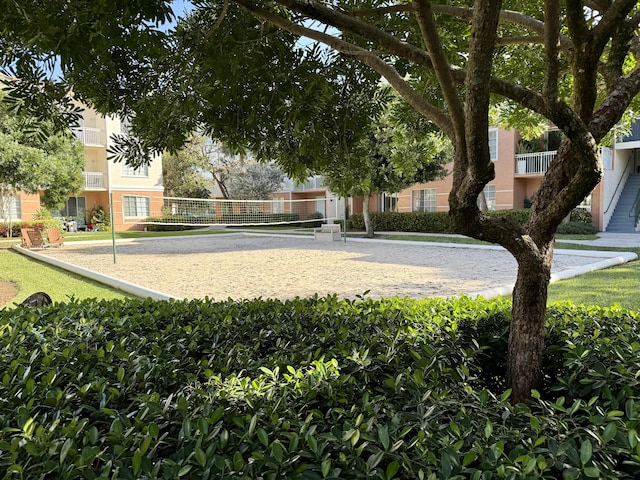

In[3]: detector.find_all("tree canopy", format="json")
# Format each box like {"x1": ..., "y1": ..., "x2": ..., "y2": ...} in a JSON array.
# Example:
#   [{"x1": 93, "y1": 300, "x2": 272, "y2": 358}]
[{"x1": 2, "y1": 1, "x2": 640, "y2": 402}]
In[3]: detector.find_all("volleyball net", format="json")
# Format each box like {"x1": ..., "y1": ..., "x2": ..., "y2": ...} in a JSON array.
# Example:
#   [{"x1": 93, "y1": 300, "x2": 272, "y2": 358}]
[{"x1": 136, "y1": 196, "x2": 342, "y2": 228}]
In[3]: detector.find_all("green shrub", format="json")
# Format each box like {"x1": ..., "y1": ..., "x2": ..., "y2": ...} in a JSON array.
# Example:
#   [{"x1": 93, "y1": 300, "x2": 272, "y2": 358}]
[
  {"x1": 0, "y1": 219, "x2": 64, "y2": 237},
  {"x1": 556, "y1": 221, "x2": 598, "y2": 235},
  {"x1": 570, "y1": 208, "x2": 593, "y2": 224},
  {"x1": 486, "y1": 208, "x2": 530, "y2": 226},
  {"x1": 350, "y1": 212, "x2": 451, "y2": 232},
  {"x1": 349, "y1": 210, "x2": 535, "y2": 233},
  {"x1": 1, "y1": 297, "x2": 639, "y2": 478}
]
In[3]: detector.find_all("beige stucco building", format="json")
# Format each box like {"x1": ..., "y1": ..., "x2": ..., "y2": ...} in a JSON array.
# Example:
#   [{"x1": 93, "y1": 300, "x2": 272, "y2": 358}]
[{"x1": 12, "y1": 106, "x2": 164, "y2": 231}]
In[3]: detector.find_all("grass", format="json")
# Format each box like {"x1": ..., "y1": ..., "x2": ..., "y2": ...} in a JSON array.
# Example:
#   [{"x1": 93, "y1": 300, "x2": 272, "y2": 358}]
[
  {"x1": 381, "y1": 234, "x2": 493, "y2": 245},
  {"x1": 547, "y1": 245, "x2": 640, "y2": 310},
  {"x1": 0, "y1": 250, "x2": 133, "y2": 307}
]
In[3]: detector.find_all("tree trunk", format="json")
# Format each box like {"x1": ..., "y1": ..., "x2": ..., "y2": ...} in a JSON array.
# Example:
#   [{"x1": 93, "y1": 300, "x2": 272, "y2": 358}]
[
  {"x1": 362, "y1": 193, "x2": 374, "y2": 238},
  {"x1": 508, "y1": 241, "x2": 554, "y2": 403},
  {"x1": 477, "y1": 191, "x2": 488, "y2": 212}
]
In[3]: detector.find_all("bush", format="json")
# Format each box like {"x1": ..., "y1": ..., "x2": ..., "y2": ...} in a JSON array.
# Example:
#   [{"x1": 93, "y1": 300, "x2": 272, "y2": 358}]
[
  {"x1": 570, "y1": 208, "x2": 593, "y2": 224},
  {"x1": 349, "y1": 210, "x2": 534, "y2": 233},
  {"x1": 350, "y1": 211, "x2": 451, "y2": 233},
  {"x1": 0, "y1": 219, "x2": 64, "y2": 237},
  {"x1": 486, "y1": 208, "x2": 530, "y2": 226},
  {"x1": 1, "y1": 296, "x2": 639, "y2": 478},
  {"x1": 557, "y1": 221, "x2": 598, "y2": 235}
]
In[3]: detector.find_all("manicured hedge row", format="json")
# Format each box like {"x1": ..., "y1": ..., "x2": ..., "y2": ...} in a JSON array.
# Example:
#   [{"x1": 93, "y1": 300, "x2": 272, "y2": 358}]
[
  {"x1": 0, "y1": 219, "x2": 64, "y2": 238},
  {"x1": 349, "y1": 211, "x2": 451, "y2": 232},
  {"x1": 1, "y1": 296, "x2": 638, "y2": 479},
  {"x1": 349, "y1": 209, "x2": 594, "y2": 234}
]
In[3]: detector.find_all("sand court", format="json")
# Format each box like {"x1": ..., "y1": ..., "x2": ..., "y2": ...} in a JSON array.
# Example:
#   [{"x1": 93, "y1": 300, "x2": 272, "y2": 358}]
[{"x1": 34, "y1": 233, "x2": 616, "y2": 301}]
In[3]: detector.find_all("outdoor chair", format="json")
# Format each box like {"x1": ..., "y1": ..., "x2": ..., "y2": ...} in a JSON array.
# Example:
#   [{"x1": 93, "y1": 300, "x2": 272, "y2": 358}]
[
  {"x1": 46, "y1": 228, "x2": 64, "y2": 247},
  {"x1": 21, "y1": 292, "x2": 52, "y2": 307},
  {"x1": 76, "y1": 216, "x2": 88, "y2": 231},
  {"x1": 20, "y1": 228, "x2": 34, "y2": 248},
  {"x1": 26, "y1": 229, "x2": 49, "y2": 250}
]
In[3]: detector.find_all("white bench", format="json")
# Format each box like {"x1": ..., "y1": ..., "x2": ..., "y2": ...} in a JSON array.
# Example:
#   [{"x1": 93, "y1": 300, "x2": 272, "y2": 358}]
[{"x1": 314, "y1": 224, "x2": 341, "y2": 241}]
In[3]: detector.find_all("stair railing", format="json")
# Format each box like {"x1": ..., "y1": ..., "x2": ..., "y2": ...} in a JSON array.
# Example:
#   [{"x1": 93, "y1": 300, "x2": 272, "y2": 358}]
[
  {"x1": 629, "y1": 189, "x2": 640, "y2": 231},
  {"x1": 603, "y1": 157, "x2": 632, "y2": 214}
]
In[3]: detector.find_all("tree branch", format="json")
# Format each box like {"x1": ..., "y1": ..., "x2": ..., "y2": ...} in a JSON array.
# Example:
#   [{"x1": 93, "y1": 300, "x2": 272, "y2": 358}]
[
  {"x1": 463, "y1": 0, "x2": 502, "y2": 175},
  {"x1": 413, "y1": 0, "x2": 465, "y2": 145},
  {"x1": 591, "y1": 0, "x2": 638, "y2": 58},
  {"x1": 543, "y1": 0, "x2": 560, "y2": 100},
  {"x1": 232, "y1": 0, "x2": 455, "y2": 137},
  {"x1": 348, "y1": 3, "x2": 574, "y2": 56},
  {"x1": 591, "y1": 67, "x2": 640, "y2": 141},
  {"x1": 267, "y1": 0, "x2": 552, "y2": 121},
  {"x1": 496, "y1": 35, "x2": 543, "y2": 45}
]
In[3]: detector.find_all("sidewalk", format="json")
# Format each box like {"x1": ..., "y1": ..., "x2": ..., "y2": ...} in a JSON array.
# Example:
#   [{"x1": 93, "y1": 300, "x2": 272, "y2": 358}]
[
  {"x1": 370, "y1": 231, "x2": 640, "y2": 249},
  {"x1": 229, "y1": 227, "x2": 640, "y2": 249},
  {"x1": 556, "y1": 232, "x2": 640, "y2": 248}
]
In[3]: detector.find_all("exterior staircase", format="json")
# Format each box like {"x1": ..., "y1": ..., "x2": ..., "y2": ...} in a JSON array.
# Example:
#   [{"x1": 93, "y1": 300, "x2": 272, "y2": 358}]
[{"x1": 606, "y1": 173, "x2": 640, "y2": 232}]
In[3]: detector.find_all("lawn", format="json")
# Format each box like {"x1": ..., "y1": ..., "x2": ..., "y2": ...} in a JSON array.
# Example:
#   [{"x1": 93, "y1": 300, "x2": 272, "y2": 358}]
[{"x1": 0, "y1": 249, "x2": 132, "y2": 307}]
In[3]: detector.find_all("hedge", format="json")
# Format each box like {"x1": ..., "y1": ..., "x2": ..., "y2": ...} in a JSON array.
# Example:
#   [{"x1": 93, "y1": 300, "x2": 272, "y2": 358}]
[
  {"x1": 1, "y1": 296, "x2": 639, "y2": 479},
  {"x1": 0, "y1": 219, "x2": 64, "y2": 238},
  {"x1": 349, "y1": 208, "x2": 594, "y2": 234}
]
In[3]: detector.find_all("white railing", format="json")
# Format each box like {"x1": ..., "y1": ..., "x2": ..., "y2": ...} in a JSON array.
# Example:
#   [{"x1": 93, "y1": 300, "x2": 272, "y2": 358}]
[
  {"x1": 83, "y1": 172, "x2": 105, "y2": 189},
  {"x1": 516, "y1": 150, "x2": 556, "y2": 174},
  {"x1": 281, "y1": 176, "x2": 325, "y2": 191},
  {"x1": 71, "y1": 127, "x2": 105, "y2": 146},
  {"x1": 516, "y1": 147, "x2": 613, "y2": 175}
]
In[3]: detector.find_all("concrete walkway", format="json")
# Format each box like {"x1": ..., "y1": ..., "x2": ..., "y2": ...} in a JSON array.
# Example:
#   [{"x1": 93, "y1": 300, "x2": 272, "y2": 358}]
[
  {"x1": 357, "y1": 230, "x2": 639, "y2": 249},
  {"x1": 556, "y1": 232, "x2": 640, "y2": 248}
]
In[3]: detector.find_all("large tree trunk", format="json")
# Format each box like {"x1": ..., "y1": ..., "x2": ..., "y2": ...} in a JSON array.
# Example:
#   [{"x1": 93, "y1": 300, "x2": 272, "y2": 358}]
[
  {"x1": 508, "y1": 242, "x2": 554, "y2": 403},
  {"x1": 362, "y1": 193, "x2": 374, "y2": 238}
]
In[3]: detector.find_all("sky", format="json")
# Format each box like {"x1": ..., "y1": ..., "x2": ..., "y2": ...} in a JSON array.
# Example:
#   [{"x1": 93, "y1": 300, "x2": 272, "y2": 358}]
[{"x1": 171, "y1": 0, "x2": 194, "y2": 21}]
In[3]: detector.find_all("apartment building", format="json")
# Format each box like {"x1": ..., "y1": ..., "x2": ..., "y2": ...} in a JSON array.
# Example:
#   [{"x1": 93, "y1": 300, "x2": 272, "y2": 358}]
[
  {"x1": 13, "y1": 106, "x2": 164, "y2": 231},
  {"x1": 276, "y1": 125, "x2": 640, "y2": 233}
]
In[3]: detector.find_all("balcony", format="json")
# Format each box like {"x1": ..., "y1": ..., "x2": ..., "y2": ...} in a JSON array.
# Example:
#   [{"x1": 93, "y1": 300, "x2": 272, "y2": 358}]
[
  {"x1": 621, "y1": 120, "x2": 640, "y2": 142},
  {"x1": 516, "y1": 147, "x2": 612, "y2": 175},
  {"x1": 71, "y1": 127, "x2": 106, "y2": 147},
  {"x1": 516, "y1": 150, "x2": 556, "y2": 175},
  {"x1": 281, "y1": 176, "x2": 325, "y2": 192},
  {"x1": 83, "y1": 172, "x2": 106, "y2": 190}
]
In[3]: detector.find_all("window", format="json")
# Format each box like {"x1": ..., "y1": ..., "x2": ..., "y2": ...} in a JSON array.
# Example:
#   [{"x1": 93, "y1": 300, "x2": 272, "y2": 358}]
[
  {"x1": 379, "y1": 193, "x2": 398, "y2": 212},
  {"x1": 0, "y1": 195, "x2": 21, "y2": 220},
  {"x1": 123, "y1": 196, "x2": 150, "y2": 217},
  {"x1": 601, "y1": 147, "x2": 613, "y2": 170},
  {"x1": 489, "y1": 128, "x2": 498, "y2": 161},
  {"x1": 481, "y1": 185, "x2": 496, "y2": 211},
  {"x1": 271, "y1": 198, "x2": 284, "y2": 213},
  {"x1": 61, "y1": 196, "x2": 86, "y2": 218},
  {"x1": 412, "y1": 189, "x2": 437, "y2": 212},
  {"x1": 122, "y1": 164, "x2": 149, "y2": 177}
]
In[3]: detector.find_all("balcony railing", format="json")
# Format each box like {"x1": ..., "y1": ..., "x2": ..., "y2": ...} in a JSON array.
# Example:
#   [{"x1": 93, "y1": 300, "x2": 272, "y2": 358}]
[
  {"x1": 621, "y1": 120, "x2": 640, "y2": 142},
  {"x1": 516, "y1": 146, "x2": 612, "y2": 175},
  {"x1": 71, "y1": 127, "x2": 106, "y2": 146},
  {"x1": 516, "y1": 150, "x2": 556, "y2": 174},
  {"x1": 281, "y1": 176, "x2": 325, "y2": 191},
  {"x1": 83, "y1": 172, "x2": 105, "y2": 190}
]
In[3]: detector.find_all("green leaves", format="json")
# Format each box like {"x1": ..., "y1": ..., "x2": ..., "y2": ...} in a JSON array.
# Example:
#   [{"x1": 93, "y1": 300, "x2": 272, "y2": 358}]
[{"x1": 1, "y1": 297, "x2": 640, "y2": 478}]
